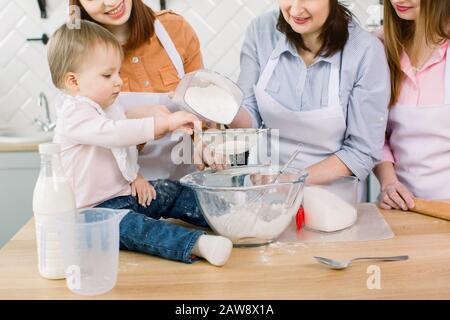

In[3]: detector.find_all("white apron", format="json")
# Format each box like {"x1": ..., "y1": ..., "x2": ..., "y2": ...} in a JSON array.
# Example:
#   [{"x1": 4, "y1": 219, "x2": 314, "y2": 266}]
[
  {"x1": 118, "y1": 19, "x2": 194, "y2": 181},
  {"x1": 388, "y1": 46, "x2": 450, "y2": 200},
  {"x1": 254, "y1": 40, "x2": 369, "y2": 191}
]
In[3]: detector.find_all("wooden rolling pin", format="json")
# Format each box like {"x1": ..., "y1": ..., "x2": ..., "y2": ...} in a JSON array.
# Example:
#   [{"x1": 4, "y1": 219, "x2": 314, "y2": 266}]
[{"x1": 410, "y1": 198, "x2": 450, "y2": 221}]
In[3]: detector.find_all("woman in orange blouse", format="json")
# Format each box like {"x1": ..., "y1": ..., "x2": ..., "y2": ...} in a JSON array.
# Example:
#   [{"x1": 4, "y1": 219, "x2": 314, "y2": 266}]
[{"x1": 69, "y1": 0, "x2": 203, "y2": 180}]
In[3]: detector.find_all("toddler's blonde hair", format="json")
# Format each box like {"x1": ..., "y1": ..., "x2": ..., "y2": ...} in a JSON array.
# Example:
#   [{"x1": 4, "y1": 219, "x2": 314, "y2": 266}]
[{"x1": 47, "y1": 20, "x2": 123, "y2": 89}]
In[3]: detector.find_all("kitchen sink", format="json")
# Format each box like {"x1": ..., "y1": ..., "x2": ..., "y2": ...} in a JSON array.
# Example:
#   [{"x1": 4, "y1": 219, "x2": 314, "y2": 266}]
[{"x1": 0, "y1": 126, "x2": 54, "y2": 144}]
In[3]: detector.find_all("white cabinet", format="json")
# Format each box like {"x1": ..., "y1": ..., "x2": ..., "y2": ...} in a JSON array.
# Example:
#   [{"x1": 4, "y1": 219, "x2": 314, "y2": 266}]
[{"x1": 0, "y1": 152, "x2": 40, "y2": 248}]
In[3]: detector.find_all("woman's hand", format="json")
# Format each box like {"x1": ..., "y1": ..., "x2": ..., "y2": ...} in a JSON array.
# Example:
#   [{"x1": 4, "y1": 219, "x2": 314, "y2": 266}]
[
  {"x1": 379, "y1": 181, "x2": 415, "y2": 211},
  {"x1": 228, "y1": 107, "x2": 253, "y2": 128},
  {"x1": 131, "y1": 175, "x2": 156, "y2": 207},
  {"x1": 374, "y1": 162, "x2": 415, "y2": 211},
  {"x1": 203, "y1": 121, "x2": 220, "y2": 130},
  {"x1": 192, "y1": 132, "x2": 230, "y2": 171},
  {"x1": 203, "y1": 146, "x2": 231, "y2": 171}
]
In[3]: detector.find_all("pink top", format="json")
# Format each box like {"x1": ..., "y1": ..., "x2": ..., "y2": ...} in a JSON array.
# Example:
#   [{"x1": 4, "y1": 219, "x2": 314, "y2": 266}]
[
  {"x1": 54, "y1": 95, "x2": 155, "y2": 208},
  {"x1": 383, "y1": 40, "x2": 449, "y2": 163}
]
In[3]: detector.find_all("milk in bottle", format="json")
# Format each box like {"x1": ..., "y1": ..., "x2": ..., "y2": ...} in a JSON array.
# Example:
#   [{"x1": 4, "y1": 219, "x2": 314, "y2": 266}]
[{"x1": 32, "y1": 143, "x2": 76, "y2": 279}]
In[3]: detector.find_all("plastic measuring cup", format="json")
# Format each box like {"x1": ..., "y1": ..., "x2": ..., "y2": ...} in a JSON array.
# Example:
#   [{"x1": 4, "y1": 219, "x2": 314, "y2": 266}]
[
  {"x1": 57, "y1": 208, "x2": 128, "y2": 295},
  {"x1": 171, "y1": 69, "x2": 243, "y2": 124}
]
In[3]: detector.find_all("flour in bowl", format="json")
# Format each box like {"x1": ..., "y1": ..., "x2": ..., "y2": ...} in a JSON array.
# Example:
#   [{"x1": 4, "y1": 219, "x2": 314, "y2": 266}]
[
  {"x1": 184, "y1": 84, "x2": 239, "y2": 124},
  {"x1": 207, "y1": 203, "x2": 297, "y2": 244}
]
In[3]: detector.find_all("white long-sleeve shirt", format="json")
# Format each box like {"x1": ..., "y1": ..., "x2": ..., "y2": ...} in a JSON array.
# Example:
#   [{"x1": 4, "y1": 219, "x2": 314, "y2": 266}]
[{"x1": 54, "y1": 94, "x2": 155, "y2": 208}]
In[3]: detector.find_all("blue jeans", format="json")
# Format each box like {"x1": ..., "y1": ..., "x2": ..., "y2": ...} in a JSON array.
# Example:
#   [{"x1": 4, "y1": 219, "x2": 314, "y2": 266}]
[{"x1": 96, "y1": 179, "x2": 209, "y2": 263}]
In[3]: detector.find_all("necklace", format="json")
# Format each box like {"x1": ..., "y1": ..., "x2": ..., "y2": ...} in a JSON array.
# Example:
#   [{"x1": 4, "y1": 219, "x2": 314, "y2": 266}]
[
  {"x1": 410, "y1": 48, "x2": 436, "y2": 74},
  {"x1": 412, "y1": 66, "x2": 422, "y2": 74}
]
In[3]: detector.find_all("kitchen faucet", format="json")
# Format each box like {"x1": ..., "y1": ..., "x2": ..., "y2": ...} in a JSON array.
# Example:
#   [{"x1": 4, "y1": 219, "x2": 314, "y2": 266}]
[{"x1": 34, "y1": 92, "x2": 56, "y2": 132}]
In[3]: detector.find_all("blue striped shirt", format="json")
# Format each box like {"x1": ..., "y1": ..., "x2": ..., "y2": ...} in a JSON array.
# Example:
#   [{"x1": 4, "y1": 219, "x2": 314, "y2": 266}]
[{"x1": 237, "y1": 10, "x2": 391, "y2": 180}]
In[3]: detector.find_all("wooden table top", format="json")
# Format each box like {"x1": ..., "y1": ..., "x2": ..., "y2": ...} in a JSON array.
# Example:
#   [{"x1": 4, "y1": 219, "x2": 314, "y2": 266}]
[
  {"x1": 1, "y1": 206, "x2": 450, "y2": 300},
  {"x1": 0, "y1": 143, "x2": 38, "y2": 152}
]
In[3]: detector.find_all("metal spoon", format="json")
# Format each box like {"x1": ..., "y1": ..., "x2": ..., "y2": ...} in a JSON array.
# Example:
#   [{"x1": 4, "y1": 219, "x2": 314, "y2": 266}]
[{"x1": 313, "y1": 255, "x2": 409, "y2": 270}]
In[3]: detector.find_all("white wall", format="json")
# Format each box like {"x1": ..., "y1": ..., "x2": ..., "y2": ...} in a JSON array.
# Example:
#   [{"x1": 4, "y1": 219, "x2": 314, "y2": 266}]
[
  {"x1": 0, "y1": 0, "x2": 381, "y2": 127},
  {"x1": 0, "y1": 0, "x2": 66, "y2": 127}
]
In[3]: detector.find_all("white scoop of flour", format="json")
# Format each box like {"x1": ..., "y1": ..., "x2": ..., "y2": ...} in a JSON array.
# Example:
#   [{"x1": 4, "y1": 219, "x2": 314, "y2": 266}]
[
  {"x1": 184, "y1": 84, "x2": 239, "y2": 124},
  {"x1": 303, "y1": 186, "x2": 357, "y2": 232}
]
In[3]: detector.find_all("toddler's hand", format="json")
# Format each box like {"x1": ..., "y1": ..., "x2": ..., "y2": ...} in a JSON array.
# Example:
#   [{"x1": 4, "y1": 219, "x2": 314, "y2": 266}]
[
  {"x1": 168, "y1": 111, "x2": 201, "y2": 135},
  {"x1": 131, "y1": 175, "x2": 156, "y2": 207},
  {"x1": 379, "y1": 181, "x2": 415, "y2": 211}
]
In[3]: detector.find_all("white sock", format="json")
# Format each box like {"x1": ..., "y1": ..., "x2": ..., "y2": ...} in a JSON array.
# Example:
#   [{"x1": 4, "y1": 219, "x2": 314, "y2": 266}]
[{"x1": 192, "y1": 235, "x2": 233, "y2": 267}]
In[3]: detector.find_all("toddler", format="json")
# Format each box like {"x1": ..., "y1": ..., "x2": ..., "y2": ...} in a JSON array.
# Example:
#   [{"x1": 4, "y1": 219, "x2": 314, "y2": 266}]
[{"x1": 47, "y1": 20, "x2": 232, "y2": 266}]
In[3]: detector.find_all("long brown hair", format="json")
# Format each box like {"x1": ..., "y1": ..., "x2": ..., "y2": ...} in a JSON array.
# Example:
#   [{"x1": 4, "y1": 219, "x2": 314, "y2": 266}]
[
  {"x1": 384, "y1": 0, "x2": 450, "y2": 107},
  {"x1": 69, "y1": 0, "x2": 155, "y2": 50},
  {"x1": 276, "y1": 0, "x2": 353, "y2": 58}
]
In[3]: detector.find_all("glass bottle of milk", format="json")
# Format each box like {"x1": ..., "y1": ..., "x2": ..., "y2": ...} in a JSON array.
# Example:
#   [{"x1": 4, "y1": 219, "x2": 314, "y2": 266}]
[{"x1": 32, "y1": 143, "x2": 76, "y2": 279}]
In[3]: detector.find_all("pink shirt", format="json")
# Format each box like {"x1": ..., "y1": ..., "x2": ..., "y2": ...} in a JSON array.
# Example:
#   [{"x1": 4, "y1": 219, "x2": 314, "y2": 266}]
[
  {"x1": 383, "y1": 41, "x2": 449, "y2": 163},
  {"x1": 54, "y1": 95, "x2": 155, "y2": 208}
]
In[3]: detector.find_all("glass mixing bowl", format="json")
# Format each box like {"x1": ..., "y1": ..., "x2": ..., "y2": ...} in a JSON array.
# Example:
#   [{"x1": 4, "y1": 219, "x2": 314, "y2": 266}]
[{"x1": 180, "y1": 165, "x2": 308, "y2": 246}]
